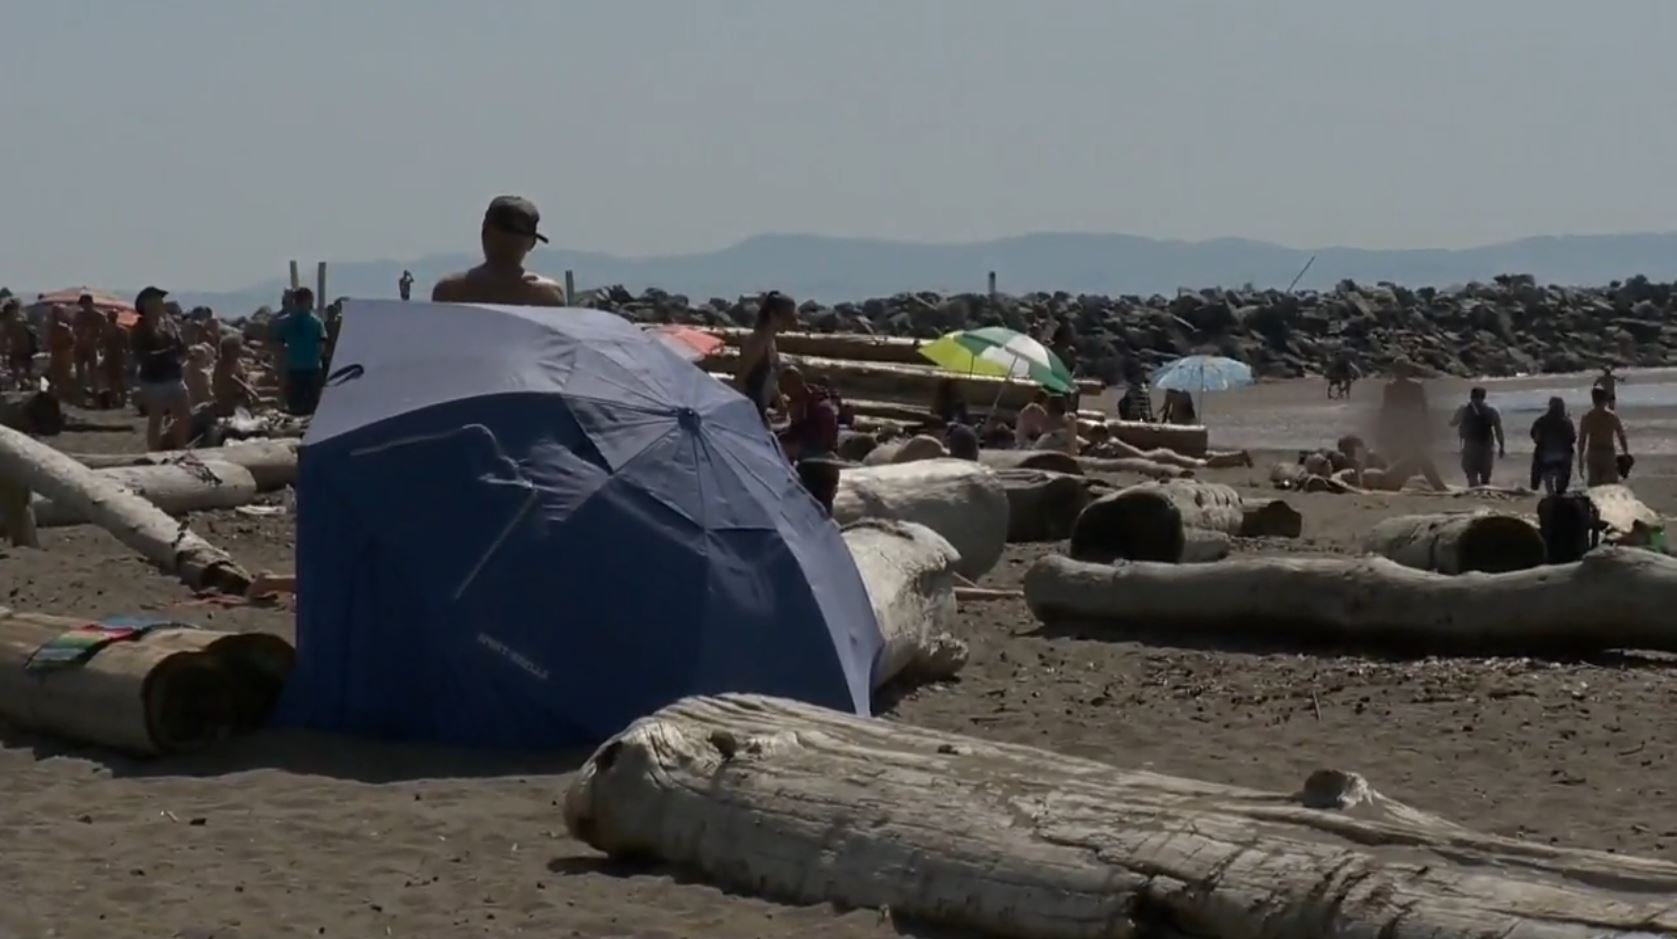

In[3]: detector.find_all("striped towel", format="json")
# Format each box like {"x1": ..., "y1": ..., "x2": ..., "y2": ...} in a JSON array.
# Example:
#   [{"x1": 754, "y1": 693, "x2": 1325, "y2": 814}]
[{"x1": 24, "y1": 616, "x2": 194, "y2": 672}]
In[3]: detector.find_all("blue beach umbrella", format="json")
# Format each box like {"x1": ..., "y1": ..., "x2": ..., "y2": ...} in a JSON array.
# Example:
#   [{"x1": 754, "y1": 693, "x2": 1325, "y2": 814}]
[{"x1": 1152, "y1": 355, "x2": 1254, "y2": 416}]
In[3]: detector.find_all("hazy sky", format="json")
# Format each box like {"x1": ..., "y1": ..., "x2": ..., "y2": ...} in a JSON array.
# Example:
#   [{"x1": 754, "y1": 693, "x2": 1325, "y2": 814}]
[{"x1": 2, "y1": 0, "x2": 1673, "y2": 291}]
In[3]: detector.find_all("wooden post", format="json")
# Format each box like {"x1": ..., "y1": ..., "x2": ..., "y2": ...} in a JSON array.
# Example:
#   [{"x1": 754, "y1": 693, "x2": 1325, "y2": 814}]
[
  {"x1": 316, "y1": 262, "x2": 327, "y2": 311},
  {"x1": 288, "y1": 261, "x2": 300, "y2": 291},
  {"x1": 564, "y1": 270, "x2": 576, "y2": 305},
  {"x1": 987, "y1": 271, "x2": 997, "y2": 302},
  {"x1": 0, "y1": 476, "x2": 39, "y2": 548}
]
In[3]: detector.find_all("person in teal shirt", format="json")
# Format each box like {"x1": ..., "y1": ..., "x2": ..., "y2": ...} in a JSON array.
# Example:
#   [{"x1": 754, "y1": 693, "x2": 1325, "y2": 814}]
[{"x1": 279, "y1": 287, "x2": 326, "y2": 415}]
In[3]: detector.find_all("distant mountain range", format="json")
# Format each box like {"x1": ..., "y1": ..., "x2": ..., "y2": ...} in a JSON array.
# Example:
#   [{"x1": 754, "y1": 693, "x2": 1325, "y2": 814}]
[{"x1": 159, "y1": 230, "x2": 1677, "y2": 315}]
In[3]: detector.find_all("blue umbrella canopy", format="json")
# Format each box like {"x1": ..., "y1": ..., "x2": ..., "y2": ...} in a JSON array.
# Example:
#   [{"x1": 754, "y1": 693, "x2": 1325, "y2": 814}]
[
  {"x1": 1152, "y1": 355, "x2": 1255, "y2": 393},
  {"x1": 283, "y1": 301, "x2": 884, "y2": 747}
]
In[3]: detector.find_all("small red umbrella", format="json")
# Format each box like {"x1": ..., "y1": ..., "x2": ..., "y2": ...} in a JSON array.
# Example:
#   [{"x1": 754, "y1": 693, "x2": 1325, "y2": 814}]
[{"x1": 649, "y1": 324, "x2": 725, "y2": 362}]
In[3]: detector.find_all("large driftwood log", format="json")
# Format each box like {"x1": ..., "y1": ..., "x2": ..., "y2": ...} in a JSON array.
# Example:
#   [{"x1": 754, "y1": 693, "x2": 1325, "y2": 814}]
[
  {"x1": 0, "y1": 607, "x2": 293, "y2": 755},
  {"x1": 708, "y1": 327, "x2": 929, "y2": 365},
  {"x1": 1025, "y1": 546, "x2": 1677, "y2": 654},
  {"x1": 1068, "y1": 480, "x2": 1244, "y2": 563},
  {"x1": 840, "y1": 521, "x2": 967, "y2": 690},
  {"x1": 565, "y1": 694, "x2": 1677, "y2": 939},
  {"x1": 834, "y1": 460, "x2": 1009, "y2": 579},
  {"x1": 1365, "y1": 512, "x2": 1546, "y2": 574},
  {"x1": 1587, "y1": 484, "x2": 1664, "y2": 546},
  {"x1": 30, "y1": 461, "x2": 260, "y2": 528},
  {"x1": 0, "y1": 425, "x2": 252, "y2": 594},
  {"x1": 978, "y1": 449, "x2": 1083, "y2": 474},
  {"x1": 994, "y1": 468, "x2": 1097, "y2": 542},
  {"x1": 703, "y1": 351, "x2": 1101, "y2": 411},
  {"x1": 70, "y1": 438, "x2": 300, "y2": 490}
]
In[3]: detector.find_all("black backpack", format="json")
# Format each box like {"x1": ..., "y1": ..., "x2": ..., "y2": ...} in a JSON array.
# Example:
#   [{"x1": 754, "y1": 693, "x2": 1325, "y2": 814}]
[{"x1": 1537, "y1": 492, "x2": 1599, "y2": 564}]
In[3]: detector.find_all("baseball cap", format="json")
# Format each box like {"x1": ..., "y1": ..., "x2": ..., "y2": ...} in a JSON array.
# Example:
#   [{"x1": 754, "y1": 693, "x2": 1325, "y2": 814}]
[
  {"x1": 135, "y1": 286, "x2": 168, "y2": 309},
  {"x1": 483, "y1": 195, "x2": 548, "y2": 243}
]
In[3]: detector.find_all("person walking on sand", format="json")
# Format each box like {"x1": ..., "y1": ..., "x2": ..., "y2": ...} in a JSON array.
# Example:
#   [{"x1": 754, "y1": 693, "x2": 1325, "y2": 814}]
[
  {"x1": 73, "y1": 294, "x2": 104, "y2": 403},
  {"x1": 399, "y1": 269, "x2": 414, "y2": 301},
  {"x1": 0, "y1": 298, "x2": 35, "y2": 390},
  {"x1": 1529, "y1": 396, "x2": 1576, "y2": 494},
  {"x1": 1449, "y1": 386, "x2": 1504, "y2": 487},
  {"x1": 46, "y1": 307, "x2": 78, "y2": 403},
  {"x1": 100, "y1": 310, "x2": 129, "y2": 408},
  {"x1": 130, "y1": 286, "x2": 192, "y2": 449},
  {"x1": 432, "y1": 196, "x2": 566, "y2": 306},
  {"x1": 1578, "y1": 386, "x2": 1630, "y2": 486},
  {"x1": 1594, "y1": 365, "x2": 1621, "y2": 410}
]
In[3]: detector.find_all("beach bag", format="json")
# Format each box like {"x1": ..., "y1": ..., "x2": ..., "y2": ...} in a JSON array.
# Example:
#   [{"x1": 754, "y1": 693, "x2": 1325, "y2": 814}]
[{"x1": 1537, "y1": 492, "x2": 1598, "y2": 565}]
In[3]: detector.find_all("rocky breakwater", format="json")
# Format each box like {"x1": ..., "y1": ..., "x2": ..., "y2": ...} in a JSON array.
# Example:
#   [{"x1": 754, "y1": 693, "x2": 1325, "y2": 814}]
[{"x1": 580, "y1": 273, "x2": 1677, "y2": 380}]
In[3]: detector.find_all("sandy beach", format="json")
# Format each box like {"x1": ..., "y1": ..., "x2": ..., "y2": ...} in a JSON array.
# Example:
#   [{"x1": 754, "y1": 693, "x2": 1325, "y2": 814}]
[{"x1": 5, "y1": 371, "x2": 1677, "y2": 938}]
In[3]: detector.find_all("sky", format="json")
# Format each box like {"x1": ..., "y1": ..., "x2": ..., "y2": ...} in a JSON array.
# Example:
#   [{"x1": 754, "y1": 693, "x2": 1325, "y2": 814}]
[{"x1": 1, "y1": 0, "x2": 1673, "y2": 292}]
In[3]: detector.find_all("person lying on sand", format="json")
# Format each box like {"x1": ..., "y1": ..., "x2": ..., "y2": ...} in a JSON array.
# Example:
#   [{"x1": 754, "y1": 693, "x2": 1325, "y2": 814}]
[
  {"x1": 432, "y1": 196, "x2": 567, "y2": 307},
  {"x1": 1082, "y1": 423, "x2": 1253, "y2": 468}
]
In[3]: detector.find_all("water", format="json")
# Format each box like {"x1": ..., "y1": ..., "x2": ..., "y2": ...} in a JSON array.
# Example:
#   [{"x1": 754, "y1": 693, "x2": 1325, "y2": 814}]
[{"x1": 1205, "y1": 368, "x2": 1677, "y2": 456}]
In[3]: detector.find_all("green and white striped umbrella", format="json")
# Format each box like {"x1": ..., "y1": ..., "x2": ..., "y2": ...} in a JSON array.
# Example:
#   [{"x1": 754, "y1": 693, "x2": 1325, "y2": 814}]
[{"x1": 919, "y1": 327, "x2": 1075, "y2": 393}]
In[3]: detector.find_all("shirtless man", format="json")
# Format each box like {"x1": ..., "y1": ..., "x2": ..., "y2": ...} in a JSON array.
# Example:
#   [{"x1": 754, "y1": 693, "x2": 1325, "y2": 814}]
[
  {"x1": 1, "y1": 299, "x2": 35, "y2": 389},
  {"x1": 1594, "y1": 365, "x2": 1621, "y2": 410},
  {"x1": 72, "y1": 294, "x2": 104, "y2": 403},
  {"x1": 101, "y1": 310, "x2": 129, "y2": 407},
  {"x1": 431, "y1": 196, "x2": 567, "y2": 306},
  {"x1": 1578, "y1": 386, "x2": 1630, "y2": 486},
  {"x1": 46, "y1": 307, "x2": 78, "y2": 403}
]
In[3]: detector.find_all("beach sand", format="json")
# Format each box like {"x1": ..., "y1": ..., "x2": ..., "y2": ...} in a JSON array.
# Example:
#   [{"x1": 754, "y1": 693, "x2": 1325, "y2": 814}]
[{"x1": 6, "y1": 371, "x2": 1677, "y2": 938}]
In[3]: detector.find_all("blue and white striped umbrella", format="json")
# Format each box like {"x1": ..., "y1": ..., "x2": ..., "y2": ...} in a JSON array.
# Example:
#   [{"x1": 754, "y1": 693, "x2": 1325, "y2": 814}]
[{"x1": 1151, "y1": 355, "x2": 1254, "y2": 393}]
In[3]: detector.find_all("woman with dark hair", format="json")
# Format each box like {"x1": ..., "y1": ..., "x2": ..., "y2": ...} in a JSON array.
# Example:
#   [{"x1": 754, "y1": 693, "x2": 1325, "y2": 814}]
[
  {"x1": 735, "y1": 290, "x2": 797, "y2": 423},
  {"x1": 129, "y1": 287, "x2": 192, "y2": 449}
]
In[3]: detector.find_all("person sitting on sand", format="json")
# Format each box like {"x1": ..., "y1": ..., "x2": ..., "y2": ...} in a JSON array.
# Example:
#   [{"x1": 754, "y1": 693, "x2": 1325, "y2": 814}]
[
  {"x1": 431, "y1": 195, "x2": 567, "y2": 306},
  {"x1": 1529, "y1": 396, "x2": 1576, "y2": 494},
  {"x1": 211, "y1": 335, "x2": 262, "y2": 416},
  {"x1": 100, "y1": 310, "x2": 128, "y2": 408},
  {"x1": 930, "y1": 378, "x2": 971, "y2": 428},
  {"x1": 1374, "y1": 360, "x2": 1446, "y2": 490},
  {"x1": 1159, "y1": 389, "x2": 1197, "y2": 425},
  {"x1": 1033, "y1": 396, "x2": 1080, "y2": 454},
  {"x1": 776, "y1": 367, "x2": 839, "y2": 464},
  {"x1": 1578, "y1": 386, "x2": 1630, "y2": 486},
  {"x1": 1014, "y1": 389, "x2": 1050, "y2": 447}
]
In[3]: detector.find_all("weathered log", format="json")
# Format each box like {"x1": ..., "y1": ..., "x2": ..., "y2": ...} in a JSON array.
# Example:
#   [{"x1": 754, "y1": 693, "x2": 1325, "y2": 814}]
[
  {"x1": 1587, "y1": 484, "x2": 1664, "y2": 546},
  {"x1": 1077, "y1": 455, "x2": 1190, "y2": 479},
  {"x1": 1179, "y1": 527, "x2": 1232, "y2": 563},
  {"x1": 1364, "y1": 512, "x2": 1546, "y2": 574},
  {"x1": 0, "y1": 476, "x2": 37, "y2": 547},
  {"x1": 0, "y1": 425, "x2": 252, "y2": 594},
  {"x1": 566, "y1": 694, "x2": 1677, "y2": 939},
  {"x1": 978, "y1": 449, "x2": 1083, "y2": 474},
  {"x1": 1068, "y1": 480, "x2": 1244, "y2": 563},
  {"x1": 1240, "y1": 499, "x2": 1303, "y2": 538},
  {"x1": 994, "y1": 468, "x2": 1095, "y2": 543},
  {"x1": 708, "y1": 327, "x2": 930, "y2": 365},
  {"x1": 1025, "y1": 546, "x2": 1677, "y2": 655},
  {"x1": 703, "y1": 351, "x2": 1101, "y2": 411},
  {"x1": 1101, "y1": 419, "x2": 1208, "y2": 457},
  {"x1": 860, "y1": 434, "x2": 948, "y2": 466},
  {"x1": 0, "y1": 607, "x2": 293, "y2": 755},
  {"x1": 834, "y1": 460, "x2": 1009, "y2": 579},
  {"x1": 70, "y1": 438, "x2": 300, "y2": 490},
  {"x1": 840, "y1": 520, "x2": 966, "y2": 691},
  {"x1": 30, "y1": 461, "x2": 260, "y2": 528}
]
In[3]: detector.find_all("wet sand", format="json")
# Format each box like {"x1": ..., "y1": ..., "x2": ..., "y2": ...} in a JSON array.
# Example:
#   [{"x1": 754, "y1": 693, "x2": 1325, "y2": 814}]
[{"x1": 4, "y1": 381, "x2": 1677, "y2": 938}]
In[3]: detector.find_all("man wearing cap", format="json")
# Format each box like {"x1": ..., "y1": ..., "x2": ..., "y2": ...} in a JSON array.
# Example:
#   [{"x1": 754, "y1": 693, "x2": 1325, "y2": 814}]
[{"x1": 432, "y1": 195, "x2": 567, "y2": 306}]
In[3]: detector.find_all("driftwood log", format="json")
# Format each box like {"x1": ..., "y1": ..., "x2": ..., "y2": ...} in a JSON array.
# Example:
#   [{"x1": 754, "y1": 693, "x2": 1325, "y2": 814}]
[
  {"x1": 0, "y1": 425, "x2": 252, "y2": 594},
  {"x1": 565, "y1": 694, "x2": 1677, "y2": 939},
  {"x1": 1365, "y1": 512, "x2": 1546, "y2": 574},
  {"x1": 703, "y1": 351, "x2": 1102, "y2": 412},
  {"x1": 0, "y1": 476, "x2": 37, "y2": 547},
  {"x1": 1068, "y1": 480, "x2": 1245, "y2": 563},
  {"x1": 994, "y1": 469, "x2": 1097, "y2": 543},
  {"x1": 0, "y1": 607, "x2": 293, "y2": 755},
  {"x1": 840, "y1": 520, "x2": 967, "y2": 691},
  {"x1": 834, "y1": 460, "x2": 1009, "y2": 579},
  {"x1": 1025, "y1": 546, "x2": 1677, "y2": 655},
  {"x1": 29, "y1": 461, "x2": 260, "y2": 528},
  {"x1": 977, "y1": 449, "x2": 1083, "y2": 474},
  {"x1": 70, "y1": 438, "x2": 300, "y2": 490},
  {"x1": 707, "y1": 327, "x2": 928, "y2": 365},
  {"x1": 1241, "y1": 499, "x2": 1304, "y2": 538}
]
